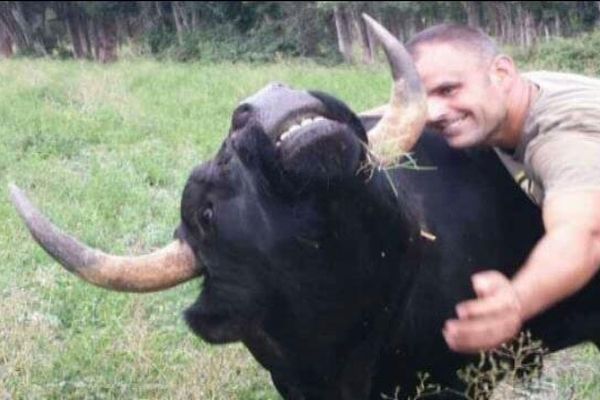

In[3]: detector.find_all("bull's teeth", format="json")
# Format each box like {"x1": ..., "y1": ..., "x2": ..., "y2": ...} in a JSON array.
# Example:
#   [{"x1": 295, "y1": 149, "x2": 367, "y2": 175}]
[
  {"x1": 279, "y1": 116, "x2": 329, "y2": 143},
  {"x1": 280, "y1": 124, "x2": 300, "y2": 142}
]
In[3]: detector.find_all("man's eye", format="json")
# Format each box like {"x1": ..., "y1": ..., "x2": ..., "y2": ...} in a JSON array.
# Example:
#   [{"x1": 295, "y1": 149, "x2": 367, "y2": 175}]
[{"x1": 439, "y1": 86, "x2": 456, "y2": 96}]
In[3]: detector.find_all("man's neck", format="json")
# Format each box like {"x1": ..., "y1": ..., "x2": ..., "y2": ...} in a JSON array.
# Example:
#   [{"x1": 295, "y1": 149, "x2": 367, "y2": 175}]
[{"x1": 496, "y1": 75, "x2": 539, "y2": 150}]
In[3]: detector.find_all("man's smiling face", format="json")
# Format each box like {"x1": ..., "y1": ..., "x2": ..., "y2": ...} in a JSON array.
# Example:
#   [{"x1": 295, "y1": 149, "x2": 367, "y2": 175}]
[{"x1": 413, "y1": 42, "x2": 509, "y2": 149}]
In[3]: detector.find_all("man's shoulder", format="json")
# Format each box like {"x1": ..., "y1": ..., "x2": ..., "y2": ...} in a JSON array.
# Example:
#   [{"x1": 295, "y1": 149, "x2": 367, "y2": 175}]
[
  {"x1": 523, "y1": 70, "x2": 600, "y2": 93},
  {"x1": 523, "y1": 70, "x2": 600, "y2": 124}
]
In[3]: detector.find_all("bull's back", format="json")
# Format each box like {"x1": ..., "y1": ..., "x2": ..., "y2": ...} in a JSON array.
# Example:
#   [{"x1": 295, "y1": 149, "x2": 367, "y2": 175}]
[{"x1": 378, "y1": 131, "x2": 600, "y2": 396}]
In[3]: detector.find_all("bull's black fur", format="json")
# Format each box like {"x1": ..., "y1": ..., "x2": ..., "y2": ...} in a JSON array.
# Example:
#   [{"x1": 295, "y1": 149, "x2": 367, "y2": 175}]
[{"x1": 176, "y1": 86, "x2": 600, "y2": 399}]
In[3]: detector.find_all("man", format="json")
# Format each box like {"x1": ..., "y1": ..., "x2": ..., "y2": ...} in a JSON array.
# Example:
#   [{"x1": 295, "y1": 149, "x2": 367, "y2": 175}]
[{"x1": 404, "y1": 24, "x2": 600, "y2": 353}]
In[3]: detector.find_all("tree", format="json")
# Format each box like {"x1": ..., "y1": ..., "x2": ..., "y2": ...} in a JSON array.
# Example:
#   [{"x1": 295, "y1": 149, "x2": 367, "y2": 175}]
[
  {"x1": 333, "y1": 3, "x2": 354, "y2": 63},
  {"x1": 0, "y1": 16, "x2": 13, "y2": 57},
  {"x1": 0, "y1": 1, "x2": 48, "y2": 56},
  {"x1": 0, "y1": 1, "x2": 598, "y2": 63}
]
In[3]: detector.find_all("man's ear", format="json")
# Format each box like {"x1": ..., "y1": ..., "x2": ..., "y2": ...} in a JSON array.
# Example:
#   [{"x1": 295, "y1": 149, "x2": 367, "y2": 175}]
[{"x1": 490, "y1": 55, "x2": 517, "y2": 86}]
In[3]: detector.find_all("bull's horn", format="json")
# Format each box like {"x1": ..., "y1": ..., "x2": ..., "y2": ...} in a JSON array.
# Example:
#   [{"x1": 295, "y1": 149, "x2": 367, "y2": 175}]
[
  {"x1": 9, "y1": 184, "x2": 200, "y2": 292},
  {"x1": 361, "y1": 14, "x2": 427, "y2": 165}
]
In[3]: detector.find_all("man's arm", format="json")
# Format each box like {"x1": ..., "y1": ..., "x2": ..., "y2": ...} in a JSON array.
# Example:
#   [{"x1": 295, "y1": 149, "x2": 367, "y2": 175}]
[{"x1": 443, "y1": 190, "x2": 600, "y2": 353}]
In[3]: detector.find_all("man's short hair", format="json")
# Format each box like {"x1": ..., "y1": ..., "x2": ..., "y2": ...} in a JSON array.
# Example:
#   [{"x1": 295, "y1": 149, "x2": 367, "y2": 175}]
[{"x1": 407, "y1": 24, "x2": 499, "y2": 62}]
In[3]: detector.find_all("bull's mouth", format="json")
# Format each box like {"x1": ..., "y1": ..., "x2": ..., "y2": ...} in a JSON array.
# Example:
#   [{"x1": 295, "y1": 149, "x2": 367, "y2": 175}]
[
  {"x1": 275, "y1": 115, "x2": 329, "y2": 146},
  {"x1": 275, "y1": 115, "x2": 350, "y2": 151}
]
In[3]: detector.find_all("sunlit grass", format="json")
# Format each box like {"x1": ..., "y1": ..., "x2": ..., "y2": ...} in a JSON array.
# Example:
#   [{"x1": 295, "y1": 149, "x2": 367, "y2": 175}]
[
  {"x1": 0, "y1": 58, "x2": 391, "y2": 399},
  {"x1": 1, "y1": 58, "x2": 599, "y2": 399}
]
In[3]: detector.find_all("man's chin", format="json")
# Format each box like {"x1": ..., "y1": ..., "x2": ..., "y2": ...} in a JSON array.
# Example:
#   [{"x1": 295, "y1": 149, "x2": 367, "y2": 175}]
[
  {"x1": 442, "y1": 131, "x2": 486, "y2": 149},
  {"x1": 443, "y1": 132, "x2": 470, "y2": 149}
]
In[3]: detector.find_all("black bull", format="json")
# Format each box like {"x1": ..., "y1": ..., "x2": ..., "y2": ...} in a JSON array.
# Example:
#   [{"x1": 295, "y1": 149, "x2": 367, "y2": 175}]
[
  {"x1": 7, "y1": 17, "x2": 600, "y2": 399},
  {"x1": 11, "y1": 83, "x2": 600, "y2": 399}
]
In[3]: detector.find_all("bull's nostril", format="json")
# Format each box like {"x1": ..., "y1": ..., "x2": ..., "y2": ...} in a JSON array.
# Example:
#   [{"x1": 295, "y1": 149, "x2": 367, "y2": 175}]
[
  {"x1": 238, "y1": 103, "x2": 252, "y2": 113},
  {"x1": 232, "y1": 104, "x2": 253, "y2": 130},
  {"x1": 269, "y1": 82, "x2": 287, "y2": 89}
]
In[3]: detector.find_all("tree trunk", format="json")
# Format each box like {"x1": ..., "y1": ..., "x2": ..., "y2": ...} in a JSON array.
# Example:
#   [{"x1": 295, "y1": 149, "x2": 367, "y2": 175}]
[
  {"x1": 524, "y1": 8, "x2": 536, "y2": 48},
  {"x1": 78, "y1": 13, "x2": 91, "y2": 59},
  {"x1": 191, "y1": 8, "x2": 199, "y2": 31},
  {"x1": 9, "y1": 1, "x2": 46, "y2": 56},
  {"x1": 155, "y1": 1, "x2": 164, "y2": 21},
  {"x1": 462, "y1": 1, "x2": 481, "y2": 27},
  {"x1": 487, "y1": 3, "x2": 502, "y2": 40},
  {"x1": 88, "y1": 17, "x2": 100, "y2": 61},
  {"x1": 65, "y1": 5, "x2": 85, "y2": 59},
  {"x1": 172, "y1": 1, "x2": 185, "y2": 45},
  {"x1": 553, "y1": 12, "x2": 561, "y2": 37},
  {"x1": 0, "y1": 2, "x2": 31, "y2": 54},
  {"x1": 354, "y1": 9, "x2": 373, "y2": 64},
  {"x1": 97, "y1": 15, "x2": 118, "y2": 63},
  {"x1": 139, "y1": 1, "x2": 153, "y2": 31},
  {"x1": 0, "y1": 20, "x2": 13, "y2": 58},
  {"x1": 516, "y1": 4, "x2": 525, "y2": 48},
  {"x1": 333, "y1": 5, "x2": 354, "y2": 63}
]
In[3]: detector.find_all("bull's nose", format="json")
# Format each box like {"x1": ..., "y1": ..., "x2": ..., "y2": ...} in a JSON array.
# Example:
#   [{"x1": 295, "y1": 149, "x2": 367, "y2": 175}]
[{"x1": 267, "y1": 81, "x2": 288, "y2": 89}]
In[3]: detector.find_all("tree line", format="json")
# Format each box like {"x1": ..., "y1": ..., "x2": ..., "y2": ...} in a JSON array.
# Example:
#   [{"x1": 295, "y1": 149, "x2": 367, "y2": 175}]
[{"x1": 1, "y1": 1, "x2": 599, "y2": 63}]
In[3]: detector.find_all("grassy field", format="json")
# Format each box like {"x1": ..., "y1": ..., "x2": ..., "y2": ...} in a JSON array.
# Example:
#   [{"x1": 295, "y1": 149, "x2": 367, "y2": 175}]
[{"x1": 1, "y1": 58, "x2": 599, "y2": 399}]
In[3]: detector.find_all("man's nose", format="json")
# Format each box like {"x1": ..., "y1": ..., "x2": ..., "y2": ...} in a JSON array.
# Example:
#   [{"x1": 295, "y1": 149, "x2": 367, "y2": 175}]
[{"x1": 426, "y1": 97, "x2": 447, "y2": 124}]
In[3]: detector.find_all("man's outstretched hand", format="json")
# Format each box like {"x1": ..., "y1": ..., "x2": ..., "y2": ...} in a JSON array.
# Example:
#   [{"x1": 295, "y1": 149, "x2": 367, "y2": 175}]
[{"x1": 443, "y1": 270, "x2": 524, "y2": 353}]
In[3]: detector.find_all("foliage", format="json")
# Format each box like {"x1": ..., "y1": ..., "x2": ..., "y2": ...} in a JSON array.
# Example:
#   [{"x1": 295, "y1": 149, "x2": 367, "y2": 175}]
[
  {"x1": 1, "y1": 1, "x2": 600, "y2": 63},
  {"x1": 512, "y1": 29, "x2": 600, "y2": 75}
]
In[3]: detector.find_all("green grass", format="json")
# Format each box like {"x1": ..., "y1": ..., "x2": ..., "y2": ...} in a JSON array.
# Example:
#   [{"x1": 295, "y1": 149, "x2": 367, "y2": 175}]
[
  {"x1": 1, "y1": 57, "x2": 599, "y2": 399},
  {"x1": 511, "y1": 30, "x2": 600, "y2": 76},
  {"x1": 0, "y1": 58, "x2": 392, "y2": 399}
]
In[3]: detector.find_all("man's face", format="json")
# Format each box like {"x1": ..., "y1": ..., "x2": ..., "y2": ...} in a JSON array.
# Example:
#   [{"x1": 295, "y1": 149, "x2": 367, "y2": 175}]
[{"x1": 413, "y1": 42, "x2": 509, "y2": 148}]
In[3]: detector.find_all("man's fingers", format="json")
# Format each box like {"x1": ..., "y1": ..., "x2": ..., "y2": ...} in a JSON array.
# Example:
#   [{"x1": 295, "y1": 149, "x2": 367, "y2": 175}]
[
  {"x1": 443, "y1": 317, "x2": 515, "y2": 353},
  {"x1": 471, "y1": 270, "x2": 510, "y2": 297},
  {"x1": 456, "y1": 294, "x2": 512, "y2": 319},
  {"x1": 444, "y1": 270, "x2": 524, "y2": 353}
]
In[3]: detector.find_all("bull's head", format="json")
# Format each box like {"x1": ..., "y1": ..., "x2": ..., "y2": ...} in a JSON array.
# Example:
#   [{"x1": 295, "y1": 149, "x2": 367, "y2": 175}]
[{"x1": 10, "y1": 16, "x2": 426, "y2": 397}]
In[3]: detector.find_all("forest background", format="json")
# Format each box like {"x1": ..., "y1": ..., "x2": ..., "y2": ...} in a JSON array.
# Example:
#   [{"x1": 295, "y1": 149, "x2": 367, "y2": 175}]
[{"x1": 1, "y1": 1, "x2": 600, "y2": 65}]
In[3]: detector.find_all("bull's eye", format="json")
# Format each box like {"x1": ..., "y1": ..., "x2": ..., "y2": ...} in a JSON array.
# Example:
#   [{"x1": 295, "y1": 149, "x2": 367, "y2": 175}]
[
  {"x1": 201, "y1": 207, "x2": 213, "y2": 226},
  {"x1": 192, "y1": 203, "x2": 214, "y2": 235}
]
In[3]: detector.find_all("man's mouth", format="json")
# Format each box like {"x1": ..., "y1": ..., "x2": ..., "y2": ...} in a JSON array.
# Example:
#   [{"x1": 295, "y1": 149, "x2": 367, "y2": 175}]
[{"x1": 441, "y1": 114, "x2": 468, "y2": 134}]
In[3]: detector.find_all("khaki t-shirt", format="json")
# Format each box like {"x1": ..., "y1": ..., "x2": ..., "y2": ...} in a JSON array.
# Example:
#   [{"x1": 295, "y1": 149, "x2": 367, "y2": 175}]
[{"x1": 496, "y1": 71, "x2": 600, "y2": 206}]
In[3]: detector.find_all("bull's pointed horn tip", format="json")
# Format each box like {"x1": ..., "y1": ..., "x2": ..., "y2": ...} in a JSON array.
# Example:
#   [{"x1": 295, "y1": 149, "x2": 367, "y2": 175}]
[
  {"x1": 8, "y1": 182, "x2": 23, "y2": 202},
  {"x1": 361, "y1": 14, "x2": 380, "y2": 29}
]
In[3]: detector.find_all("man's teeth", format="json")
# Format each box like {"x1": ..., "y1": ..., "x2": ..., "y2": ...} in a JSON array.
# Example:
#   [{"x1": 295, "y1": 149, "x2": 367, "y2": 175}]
[
  {"x1": 278, "y1": 116, "x2": 326, "y2": 143},
  {"x1": 448, "y1": 115, "x2": 466, "y2": 126}
]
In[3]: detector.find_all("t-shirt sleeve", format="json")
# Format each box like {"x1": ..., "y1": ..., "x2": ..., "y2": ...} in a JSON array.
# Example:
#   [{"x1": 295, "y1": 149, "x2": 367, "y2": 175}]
[{"x1": 527, "y1": 131, "x2": 600, "y2": 203}]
